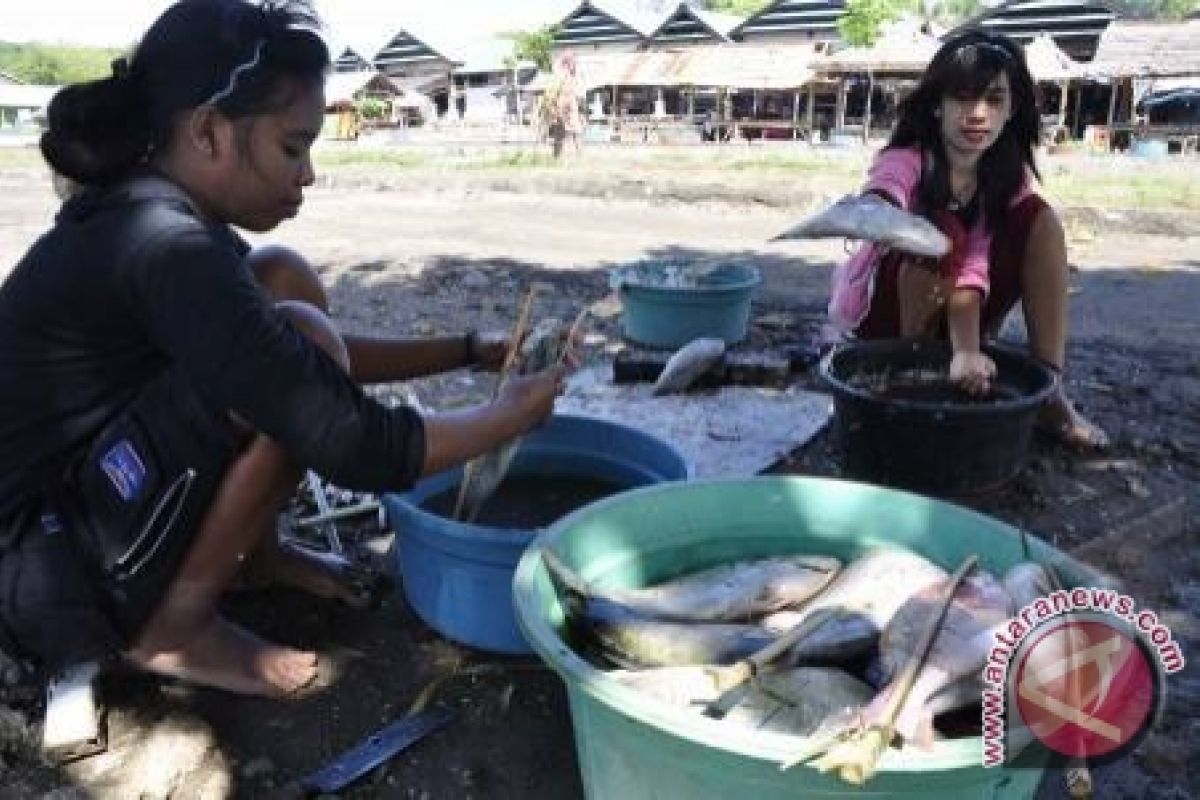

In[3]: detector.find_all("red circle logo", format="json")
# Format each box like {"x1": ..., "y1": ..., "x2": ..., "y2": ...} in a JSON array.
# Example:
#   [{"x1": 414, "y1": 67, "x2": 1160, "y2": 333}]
[{"x1": 1013, "y1": 617, "x2": 1157, "y2": 759}]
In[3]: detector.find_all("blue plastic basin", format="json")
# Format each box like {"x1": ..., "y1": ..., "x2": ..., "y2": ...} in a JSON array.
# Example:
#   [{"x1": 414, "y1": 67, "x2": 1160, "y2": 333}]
[
  {"x1": 382, "y1": 413, "x2": 691, "y2": 654},
  {"x1": 611, "y1": 262, "x2": 761, "y2": 348}
]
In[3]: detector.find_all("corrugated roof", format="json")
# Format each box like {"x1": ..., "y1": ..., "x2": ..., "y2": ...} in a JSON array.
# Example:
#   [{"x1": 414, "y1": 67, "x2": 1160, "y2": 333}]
[
  {"x1": 1087, "y1": 19, "x2": 1200, "y2": 78},
  {"x1": 730, "y1": 0, "x2": 846, "y2": 40},
  {"x1": 647, "y1": 3, "x2": 733, "y2": 45},
  {"x1": 953, "y1": 0, "x2": 1115, "y2": 60},
  {"x1": 552, "y1": 0, "x2": 657, "y2": 47}
]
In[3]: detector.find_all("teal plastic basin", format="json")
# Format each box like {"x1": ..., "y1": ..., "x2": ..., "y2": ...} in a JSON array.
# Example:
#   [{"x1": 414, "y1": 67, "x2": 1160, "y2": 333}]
[
  {"x1": 514, "y1": 476, "x2": 1103, "y2": 799},
  {"x1": 611, "y1": 262, "x2": 761, "y2": 348}
]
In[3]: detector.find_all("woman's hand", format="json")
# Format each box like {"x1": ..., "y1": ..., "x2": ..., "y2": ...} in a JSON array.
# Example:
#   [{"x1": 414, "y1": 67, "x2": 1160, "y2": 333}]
[
  {"x1": 469, "y1": 330, "x2": 511, "y2": 372},
  {"x1": 496, "y1": 366, "x2": 566, "y2": 426},
  {"x1": 950, "y1": 350, "x2": 996, "y2": 395}
]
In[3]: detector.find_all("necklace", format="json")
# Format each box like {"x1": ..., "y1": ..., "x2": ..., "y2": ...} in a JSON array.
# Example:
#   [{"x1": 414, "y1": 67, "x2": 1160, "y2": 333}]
[{"x1": 948, "y1": 178, "x2": 977, "y2": 211}]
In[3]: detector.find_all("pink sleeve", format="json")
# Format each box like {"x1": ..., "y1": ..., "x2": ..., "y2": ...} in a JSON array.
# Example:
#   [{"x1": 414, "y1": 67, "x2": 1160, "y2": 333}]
[
  {"x1": 955, "y1": 225, "x2": 991, "y2": 297},
  {"x1": 863, "y1": 147, "x2": 923, "y2": 211},
  {"x1": 957, "y1": 172, "x2": 1037, "y2": 297}
]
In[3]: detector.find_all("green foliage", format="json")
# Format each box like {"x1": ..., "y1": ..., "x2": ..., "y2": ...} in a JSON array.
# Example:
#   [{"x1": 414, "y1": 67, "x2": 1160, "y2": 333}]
[
  {"x1": 355, "y1": 98, "x2": 388, "y2": 121},
  {"x1": 502, "y1": 25, "x2": 558, "y2": 71},
  {"x1": 0, "y1": 41, "x2": 124, "y2": 85},
  {"x1": 1106, "y1": 0, "x2": 1197, "y2": 18},
  {"x1": 838, "y1": 0, "x2": 904, "y2": 46},
  {"x1": 697, "y1": 0, "x2": 772, "y2": 15}
]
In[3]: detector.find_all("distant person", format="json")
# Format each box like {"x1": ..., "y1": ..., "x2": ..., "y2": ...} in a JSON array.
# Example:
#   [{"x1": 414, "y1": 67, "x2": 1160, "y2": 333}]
[
  {"x1": 827, "y1": 30, "x2": 1107, "y2": 449},
  {"x1": 0, "y1": 0, "x2": 566, "y2": 699}
]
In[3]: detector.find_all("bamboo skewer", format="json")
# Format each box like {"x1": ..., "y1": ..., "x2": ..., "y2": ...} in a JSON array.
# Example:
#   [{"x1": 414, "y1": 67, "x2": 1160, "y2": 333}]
[
  {"x1": 780, "y1": 555, "x2": 979, "y2": 781},
  {"x1": 453, "y1": 287, "x2": 540, "y2": 521}
]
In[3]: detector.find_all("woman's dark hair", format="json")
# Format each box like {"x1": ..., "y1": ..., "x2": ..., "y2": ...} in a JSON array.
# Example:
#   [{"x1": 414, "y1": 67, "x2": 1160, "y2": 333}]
[
  {"x1": 888, "y1": 30, "x2": 1041, "y2": 233},
  {"x1": 41, "y1": 0, "x2": 330, "y2": 187}
]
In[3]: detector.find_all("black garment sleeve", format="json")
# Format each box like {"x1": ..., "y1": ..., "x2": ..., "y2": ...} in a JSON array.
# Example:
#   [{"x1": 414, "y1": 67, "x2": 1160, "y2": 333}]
[{"x1": 117, "y1": 223, "x2": 426, "y2": 492}]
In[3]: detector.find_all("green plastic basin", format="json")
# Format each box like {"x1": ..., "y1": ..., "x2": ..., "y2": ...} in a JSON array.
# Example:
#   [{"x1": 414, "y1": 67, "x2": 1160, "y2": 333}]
[{"x1": 513, "y1": 476, "x2": 1102, "y2": 799}]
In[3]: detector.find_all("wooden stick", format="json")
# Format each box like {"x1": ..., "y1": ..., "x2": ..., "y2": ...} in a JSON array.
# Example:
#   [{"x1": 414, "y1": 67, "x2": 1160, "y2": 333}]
[
  {"x1": 781, "y1": 555, "x2": 978, "y2": 775},
  {"x1": 703, "y1": 606, "x2": 842, "y2": 718},
  {"x1": 557, "y1": 306, "x2": 590, "y2": 368},
  {"x1": 453, "y1": 286, "x2": 540, "y2": 520},
  {"x1": 493, "y1": 285, "x2": 540, "y2": 398}
]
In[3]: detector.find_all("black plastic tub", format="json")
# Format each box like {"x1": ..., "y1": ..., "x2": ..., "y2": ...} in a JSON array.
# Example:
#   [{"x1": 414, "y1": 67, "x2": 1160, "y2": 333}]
[{"x1": 820, "y1": 339, "x2": 1058, "y2": 496}]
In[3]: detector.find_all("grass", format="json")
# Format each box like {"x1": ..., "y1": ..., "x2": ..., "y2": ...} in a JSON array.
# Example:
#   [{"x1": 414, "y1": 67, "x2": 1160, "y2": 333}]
[{"x1": 4, "y1": 138, "x2": 1198, "y2": 212}]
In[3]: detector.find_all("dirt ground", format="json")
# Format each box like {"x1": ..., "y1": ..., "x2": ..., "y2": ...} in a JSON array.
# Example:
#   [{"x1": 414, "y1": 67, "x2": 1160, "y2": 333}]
[{"x1": 0, "y1": 150, "x2": 1197, "y2": 799}]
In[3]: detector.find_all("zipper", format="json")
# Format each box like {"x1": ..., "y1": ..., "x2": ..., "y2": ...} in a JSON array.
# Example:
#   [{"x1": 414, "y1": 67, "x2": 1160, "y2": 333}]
[{"x1": 113, "y1": 467, "x2": 196, "y2": 579}]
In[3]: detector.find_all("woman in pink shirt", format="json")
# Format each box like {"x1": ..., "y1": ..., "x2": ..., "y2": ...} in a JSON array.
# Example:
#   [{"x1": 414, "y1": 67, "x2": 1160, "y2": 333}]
[{"x1": 830, "y1": 31, "x2": 1107, "y2": 449}]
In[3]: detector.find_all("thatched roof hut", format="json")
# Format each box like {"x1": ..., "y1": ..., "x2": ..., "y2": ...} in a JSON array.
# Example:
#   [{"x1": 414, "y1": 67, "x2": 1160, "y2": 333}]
[
  {"x1": 1024, "y1": 34, "x2": 1083, "y2": 83},
  {"x1": 573, "y1": 43, "x2": 818, "y2": 91},
  {"x1": 819, "y1": 22, "x2": 940, "y2": 76},
  {"x1": 1087, "y1": 20, "x2": 1200, "y2": 79}
]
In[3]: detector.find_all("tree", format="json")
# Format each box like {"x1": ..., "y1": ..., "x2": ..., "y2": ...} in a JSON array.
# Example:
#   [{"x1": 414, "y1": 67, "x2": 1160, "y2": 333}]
[
  {"x1": 697, "y1": 0, "x2": 772, "y2": 14},
  {"x1": 0, "y1": 42, "x2": 123, "y2": 84},
  {"x1": 838, "y1": 0, "x2": 904, "y2": 46},
  {"x1": 502, "y1": 25, "x2": 558, "y2": 71}
]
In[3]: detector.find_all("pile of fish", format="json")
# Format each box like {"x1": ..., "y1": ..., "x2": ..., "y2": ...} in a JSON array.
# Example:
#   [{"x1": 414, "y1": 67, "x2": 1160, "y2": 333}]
[{"x1": 542, "y1": 546, "x2": 1056, "y2": 784}]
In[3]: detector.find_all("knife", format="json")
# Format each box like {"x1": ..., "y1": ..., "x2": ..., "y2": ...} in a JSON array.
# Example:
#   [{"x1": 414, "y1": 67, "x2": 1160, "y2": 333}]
[{"x1": 282, "y1": 707, "x2": 455, "y2": 797}]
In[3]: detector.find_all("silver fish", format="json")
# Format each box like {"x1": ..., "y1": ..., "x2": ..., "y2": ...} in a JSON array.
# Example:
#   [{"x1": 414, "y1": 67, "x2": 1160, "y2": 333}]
[
  {"x1": 545, "y1": 549, "x2": 840, "y2": 623},
  {"x1": 568, "y1": 596, "x2": 777, "y2": 668},
  {"x1": 454, "y1": 318, "x2": 566, "y2": 522},
  {"x1": 613, "y1": 665, "x2": 874, "y2": 738},
  {"x1": 1002, "y1": 561, "x2": 1055, "y2": 613},
  {"x1": 863, "y1": 569, "x2": 1011, "y2": 747},
  {"x1": 652, "y1": 337, "x2": 725, "y2": 396},
  {"x1": 761, "y1": 548, "x2": 949, "y2": 665},
  {"x1": 729, "y1": 667, "x2": 876, "y2": 737},
  {"x1": 773, "y1": 193, "x2": 951, "y2": 259}
]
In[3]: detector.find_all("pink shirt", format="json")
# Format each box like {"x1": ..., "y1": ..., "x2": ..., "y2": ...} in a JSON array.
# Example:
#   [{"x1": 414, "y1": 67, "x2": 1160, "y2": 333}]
[{"x1": 828, "y1": 146, "x2": 1033, "y2": 333}]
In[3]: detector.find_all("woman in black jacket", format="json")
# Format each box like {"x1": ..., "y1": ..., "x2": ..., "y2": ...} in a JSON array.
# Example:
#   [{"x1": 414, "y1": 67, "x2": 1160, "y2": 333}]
[{"x1": 0, "y1": 0, "x2": 564, "y2": 698}]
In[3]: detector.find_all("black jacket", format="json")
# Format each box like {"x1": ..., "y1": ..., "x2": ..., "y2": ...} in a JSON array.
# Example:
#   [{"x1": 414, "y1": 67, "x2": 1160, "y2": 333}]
[{"x1": 0, "y1": 173, "x2": 424, "y2": 518}]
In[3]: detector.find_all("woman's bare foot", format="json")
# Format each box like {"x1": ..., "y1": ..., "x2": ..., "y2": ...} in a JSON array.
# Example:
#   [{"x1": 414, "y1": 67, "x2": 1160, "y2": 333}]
[
  {"x1": 128, "y1": 611, "x2": 319, "y2": 698},
  {"x1": 239, "y1": 536, "x2": 389, "y2": 610},
  {"x1": 1039, "y1": 393, "x2": 1109, "y2": 451}
]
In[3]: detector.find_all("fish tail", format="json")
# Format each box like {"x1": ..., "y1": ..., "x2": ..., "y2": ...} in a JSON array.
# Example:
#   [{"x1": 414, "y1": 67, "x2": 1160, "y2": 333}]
[{"x1": 540, "y1": 547, "x2": 590, "y2": 599}]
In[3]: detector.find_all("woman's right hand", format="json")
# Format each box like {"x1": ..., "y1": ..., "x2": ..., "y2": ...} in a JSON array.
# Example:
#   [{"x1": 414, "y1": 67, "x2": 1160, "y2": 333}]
[
  {"x1": 950, "y1": 350, "x2": 996, "y2": 395},
  {"x1": 497, "y1": 366, "x2": 566, "y2": 428}
]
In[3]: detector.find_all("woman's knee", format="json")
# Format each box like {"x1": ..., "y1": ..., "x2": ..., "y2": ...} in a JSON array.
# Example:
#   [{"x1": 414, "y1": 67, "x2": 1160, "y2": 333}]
[
  {"x1": 247, "y1": 245, "x2": 329, "y2": 311},
  {"x1": 277, "y1": 301, "x2": 350, "y2": 372}
]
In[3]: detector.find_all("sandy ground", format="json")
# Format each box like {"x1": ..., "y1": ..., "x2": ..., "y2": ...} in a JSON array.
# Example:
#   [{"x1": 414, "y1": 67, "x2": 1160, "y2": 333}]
[{"x1": 0, "y1": 156, "x2": 1197, "y2": 799}]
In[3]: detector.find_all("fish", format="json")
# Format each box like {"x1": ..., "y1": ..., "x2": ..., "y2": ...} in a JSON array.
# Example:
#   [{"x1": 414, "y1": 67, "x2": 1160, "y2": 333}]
[
  {"x1": 613, "y1": 665, "x2": 874, "y2": 737},
  {"x1": 729, "y1": 667, "x2": 876, "y2": 737},
  {"x1": 760, "y1": 548, "x2": 950, "y2": 665},
  {"x1": 564, "y1": 595, "x2": 777, "y2": 669},
  {"x1": 543, "y1": 548, "x2": 841, "y2": 624},
  {"x1": 772, "y1": 193, "x2": 951, "y2": 259},
  {"x1": 860, "y1": 568, "x2": 1011, "y2": 748},
  {"x1": 454, "y1": 318, "x2": 566, "y2": 521},
  {"x1": 1002, "y1": 561, "x2": 1055, "y2": 613},
  {"x1": 652, "y1": 337, "x2": 726, "y2": 396}
]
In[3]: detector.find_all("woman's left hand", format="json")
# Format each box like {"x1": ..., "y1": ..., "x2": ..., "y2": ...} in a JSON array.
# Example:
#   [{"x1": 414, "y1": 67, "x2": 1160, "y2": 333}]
[{"x1": 470, "y1": 330, "x2": 511, "y2": 372}]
